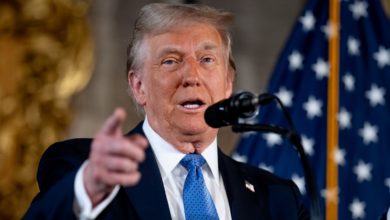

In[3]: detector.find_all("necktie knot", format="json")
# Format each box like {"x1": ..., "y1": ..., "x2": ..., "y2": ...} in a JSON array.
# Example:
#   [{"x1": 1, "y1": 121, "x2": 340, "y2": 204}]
[{"x1": 180, "y1": 154, "x2": 206, "y2": 171}]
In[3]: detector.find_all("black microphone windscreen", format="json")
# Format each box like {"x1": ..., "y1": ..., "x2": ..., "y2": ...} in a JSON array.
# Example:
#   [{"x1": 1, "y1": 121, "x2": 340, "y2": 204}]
[{"x1": 204, "y1": 104, "x2": 226, "y2": 128}]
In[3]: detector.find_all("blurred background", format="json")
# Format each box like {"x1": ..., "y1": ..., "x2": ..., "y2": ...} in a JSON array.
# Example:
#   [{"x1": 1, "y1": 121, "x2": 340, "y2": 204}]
[{"x1": 0, "y1": 0, "x2": 389, "y2": 219}]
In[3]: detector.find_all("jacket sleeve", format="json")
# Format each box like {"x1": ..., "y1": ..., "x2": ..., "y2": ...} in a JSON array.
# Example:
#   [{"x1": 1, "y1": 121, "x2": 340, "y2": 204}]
[
  {"x1": 288, "y1": 180, "x2": 311, "y2": 220},
  {"x1": 22, "y1": 139, "x2": 91, "y2": 220}
]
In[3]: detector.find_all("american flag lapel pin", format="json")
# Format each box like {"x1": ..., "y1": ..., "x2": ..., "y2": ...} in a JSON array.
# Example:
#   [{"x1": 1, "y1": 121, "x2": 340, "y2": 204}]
[{"x1": 245, "y1": 180, "x2": 255, "y2": 192}]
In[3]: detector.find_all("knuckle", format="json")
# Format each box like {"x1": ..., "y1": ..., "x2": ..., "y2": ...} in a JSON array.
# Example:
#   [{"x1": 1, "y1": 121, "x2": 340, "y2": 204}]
[
  {"x1": 132, "y1": 173, "x2": 142, "y2": 183},
  {"x1": 131, "y1": 162, "x2": 139, "y2": 171},
  {"x1": 138, "y1": 151, "x2": 145, "y2": 162},
  {"x1": 113, "y1": 141, "x2": 124, "y2": 152},
  {"x1": 129, "y1": 144, "x2": 142, "y2": 157},
  {"x1": 140, "y1": 138, "x2": 149, "y2": 147},
  {"x1": 114, "y1": 159, "x2": 125, "y2": 169},
  {"x1": 127, "y1": 161, "x2": 138, "y2": 172},
  {"x1": 131, "y1": 173, "x2": 141, "y2": 184},
  {"x1": 118, "y1": 173, "x2": 141, "y2": 186},
  {"x1": 135, "y1": 135, "x2": 149, "y2": 146},
  {"x1": 118, "y1": 177, "x2": 128, "y2": 186}
]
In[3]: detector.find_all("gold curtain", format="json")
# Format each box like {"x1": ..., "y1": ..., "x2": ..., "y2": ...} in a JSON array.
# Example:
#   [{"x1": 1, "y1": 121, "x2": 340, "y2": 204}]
[{"x1": 0, "y1": 0, "x2": 93, "y2": 219}]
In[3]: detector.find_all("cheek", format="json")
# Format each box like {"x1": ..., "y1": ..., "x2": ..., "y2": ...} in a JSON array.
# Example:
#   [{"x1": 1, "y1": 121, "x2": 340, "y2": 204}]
[
  {"x1": 206, "y1": 72, "x2": 229, "y2": 99},
  {"x1": 147, "y1": 73, "x2": 179, "y2": 103}
]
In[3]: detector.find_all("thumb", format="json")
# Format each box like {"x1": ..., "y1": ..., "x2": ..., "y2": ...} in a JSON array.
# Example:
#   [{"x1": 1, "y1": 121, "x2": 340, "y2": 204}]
[{"x1": 99, "y1": 108, "x2": 126, "y2": 135}]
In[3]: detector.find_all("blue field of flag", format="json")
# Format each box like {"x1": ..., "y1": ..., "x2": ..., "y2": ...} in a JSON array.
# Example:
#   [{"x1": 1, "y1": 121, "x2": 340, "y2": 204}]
[{"x1": 233, "y1": 0, "x2": 390, "y2": 219}]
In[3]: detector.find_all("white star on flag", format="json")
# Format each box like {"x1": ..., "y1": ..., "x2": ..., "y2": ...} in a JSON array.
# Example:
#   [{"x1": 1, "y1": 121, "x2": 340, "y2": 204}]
[
  {"x1": 349, "y1": 0, "x2": 369, "y2": 20},
  {"x1": 259, "y1": 163, "x2": 274, "y2": 173},
  {"x1": 365, "y1": 84, "x2": 386, "y2": 107},
  {"x1": 342, "y1": 72, "x2": 355, "y2": 91},
  {"x1": 301, "y1": 135, "x2": 315, "y2": 156},
  {"x1": 275, "y1": 86, "x2": 294, "y2": 107},
  {"x1": 334, "y1": 147, "x2": 347, "y2": 166},
  {"x1": 338, "y1": 107, "x2": 352, "y2": 130},
  {"x1": 385, "y1": 178, "x2": 390, "y2": 193},
  {"x1": 291, "y1": 173, "x2": 306, "y2": 195},
  {"x1": 303, "y1": 95, "x2": 323, "y2": 119},
  {"x1": 312, "y1": 58, "x2": 330, "y2": 80},
  {"x1": 232, "y1": 153, "x2": 247, "y2": 163},
  {"x1": 299, "y1": 11, "x2": 316, "y2": 32},
  {"x1": 373, "y1": 45, "x2": 390, "y2": 68},
  {"x1": 349, "y1": 198, "x2": 366, "y2": 219},
  {"x1": 321, "y1": 20, "x2": 339, "y2": 39},
  {"x1": 353, "y1": 160, "x2": 373, "y2": 182},
  {"x1": 288, "y1": 50, "x2": 304, "y2": 71},
  {"x1": 321, "y1": 187, "x2": 340, "y2": 204},
  {"x1": 358, "y1": 122, "x2": 379, "y2": 145},
  {"x1": 262, "y1": 133, "x2": 283, "y2": 148},
  {"x1": 348, "y1": 36, "x2": 360, "y2": 55}
]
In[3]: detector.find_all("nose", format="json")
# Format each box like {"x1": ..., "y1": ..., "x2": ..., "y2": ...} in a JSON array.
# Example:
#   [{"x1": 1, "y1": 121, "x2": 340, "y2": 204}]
[{"x1": 182, "y1": 58, "x2": 201, "y2": 87}]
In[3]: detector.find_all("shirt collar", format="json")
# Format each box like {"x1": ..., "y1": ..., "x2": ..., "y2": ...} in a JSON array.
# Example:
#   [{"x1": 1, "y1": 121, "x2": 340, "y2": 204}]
[{"x1": 142, "y1": 116, "x2": 219, "y2": 185}]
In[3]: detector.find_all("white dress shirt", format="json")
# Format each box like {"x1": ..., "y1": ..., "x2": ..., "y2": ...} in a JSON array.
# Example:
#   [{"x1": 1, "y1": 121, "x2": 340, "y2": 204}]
[
  {"x1": 387, "y1": 207, "x2": 390, "y2": 220},
  {"x1": 73, "y1": 117, "x2": 232, "y2": 220}
]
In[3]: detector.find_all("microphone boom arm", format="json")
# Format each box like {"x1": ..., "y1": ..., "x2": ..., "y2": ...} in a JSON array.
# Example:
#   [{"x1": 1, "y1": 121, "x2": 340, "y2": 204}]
[
  {"x1": 233, "y1": 124, "x2": 323, "y2": 220},
  {"x1": 231, "y1": 93, "x2": 323, "y2": 220},
  {"x1": 204, "y1": 91, "x2": 323, "y2": 219},
  {"x1": 232, "y1": 123, "x2": 289, "y2": 135}
]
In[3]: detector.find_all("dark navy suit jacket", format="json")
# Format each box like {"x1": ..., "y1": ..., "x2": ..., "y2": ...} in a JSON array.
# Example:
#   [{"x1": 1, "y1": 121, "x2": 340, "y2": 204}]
[{"x1": 23, "y1": 121, "x2": 313, "y2": 220}]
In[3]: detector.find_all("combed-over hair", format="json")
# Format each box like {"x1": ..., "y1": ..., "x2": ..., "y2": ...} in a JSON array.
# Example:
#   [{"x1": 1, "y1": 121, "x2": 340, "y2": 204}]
[{"x1": 126, "y1": 3, "x2": 236, "y2": 114}]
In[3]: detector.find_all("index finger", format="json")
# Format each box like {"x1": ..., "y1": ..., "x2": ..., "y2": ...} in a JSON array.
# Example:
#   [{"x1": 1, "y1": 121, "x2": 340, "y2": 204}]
[{"x1": 100, "y1": 108, "x2": 126, "y2": 135}]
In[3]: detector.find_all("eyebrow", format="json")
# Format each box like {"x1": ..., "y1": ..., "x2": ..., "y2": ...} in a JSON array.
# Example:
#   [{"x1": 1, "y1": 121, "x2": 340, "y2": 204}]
[
  {"x1": 155, "y1": 46, "x2": 185, "y2": 60},
  {"x1": 155, "y1": 41, "x2": 220, "y2": 59},
  {"x1": 196, "y1": 41, "x2": 219, "y2": 51}
]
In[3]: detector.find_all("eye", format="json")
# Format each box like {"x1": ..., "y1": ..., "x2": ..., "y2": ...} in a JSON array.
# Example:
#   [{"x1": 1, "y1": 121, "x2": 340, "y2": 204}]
[
  {"x1": 203, "y1": 57, "x2": 213, "y2": 63},
  {"x1": 163, "y1": 60, "x2": 175, "y2": 65}
]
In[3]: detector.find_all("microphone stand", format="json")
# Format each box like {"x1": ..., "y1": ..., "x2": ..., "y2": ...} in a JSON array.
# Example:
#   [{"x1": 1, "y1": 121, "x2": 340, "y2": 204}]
[{"x1": 232, "y1": 95, "x2": 323, "y2": 220}]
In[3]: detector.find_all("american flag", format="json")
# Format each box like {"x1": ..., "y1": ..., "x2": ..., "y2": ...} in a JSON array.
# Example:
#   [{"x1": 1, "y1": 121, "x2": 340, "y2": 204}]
[
  {"x1": 245, "y1": 180, "x2": 255, "y2": 193},
  {"x1": 233, "y1": 0, "x2": 390, "y2": 219}
]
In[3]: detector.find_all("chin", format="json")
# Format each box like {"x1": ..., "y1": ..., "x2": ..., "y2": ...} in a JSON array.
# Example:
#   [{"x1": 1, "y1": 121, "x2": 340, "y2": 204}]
[{"x1": 174, "y1": 116, "x2": 209, "y2": 135}]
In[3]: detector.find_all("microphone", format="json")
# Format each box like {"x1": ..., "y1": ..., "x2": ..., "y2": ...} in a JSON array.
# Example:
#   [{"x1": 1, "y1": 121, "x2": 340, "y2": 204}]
[
  {"x1": 205, "y1": 90, "x2": 323, "y2": 219},
  {"x1": 204, "y1": 91, "x2": 274, "y2": 128}
]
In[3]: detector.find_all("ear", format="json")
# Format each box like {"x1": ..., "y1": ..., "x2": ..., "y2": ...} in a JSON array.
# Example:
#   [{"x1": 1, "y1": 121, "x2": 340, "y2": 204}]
[
  {"x1": 225, "y1": 74, "x2": 233, "y2": 99},
  {"x1": 128, "y1": 70, "x2": 146, "y2": 106}
]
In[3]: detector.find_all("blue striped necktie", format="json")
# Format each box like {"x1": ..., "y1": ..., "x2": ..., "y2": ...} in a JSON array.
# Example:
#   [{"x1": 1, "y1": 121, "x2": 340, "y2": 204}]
[{"x1": 180, "y1": 154, "x2": 219, "y2": 220}]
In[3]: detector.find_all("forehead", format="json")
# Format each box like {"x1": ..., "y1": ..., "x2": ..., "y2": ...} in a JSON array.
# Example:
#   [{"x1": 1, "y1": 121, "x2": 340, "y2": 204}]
[{"x1": 145, "y1": 23, "x2": 223, "y2": 55}]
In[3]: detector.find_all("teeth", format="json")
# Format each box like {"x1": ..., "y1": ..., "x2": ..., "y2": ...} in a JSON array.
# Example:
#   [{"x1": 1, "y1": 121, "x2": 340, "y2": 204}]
[{"x1": 184, "y1": 104, "x2": 200, "y2": 109}]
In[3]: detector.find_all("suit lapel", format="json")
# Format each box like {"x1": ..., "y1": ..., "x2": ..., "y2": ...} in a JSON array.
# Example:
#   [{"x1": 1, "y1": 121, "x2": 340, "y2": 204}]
[
  {"x1": 218, "y1": 148, "x2": 272, "y2": 220},
  {"x1": 124, "y1": 122, "x2": 172, "y2": 220}
]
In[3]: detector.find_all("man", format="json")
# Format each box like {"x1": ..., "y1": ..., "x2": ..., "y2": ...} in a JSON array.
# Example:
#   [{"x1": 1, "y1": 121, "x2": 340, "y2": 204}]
[{"x1": 23, "y1": 4, "x2": 312, "y2": 220}]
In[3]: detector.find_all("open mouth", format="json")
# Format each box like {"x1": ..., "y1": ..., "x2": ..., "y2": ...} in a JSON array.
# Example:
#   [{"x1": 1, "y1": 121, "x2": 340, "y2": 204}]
[{"x1": 180, "y1": 99, "x2": 205, "y2": 109}]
